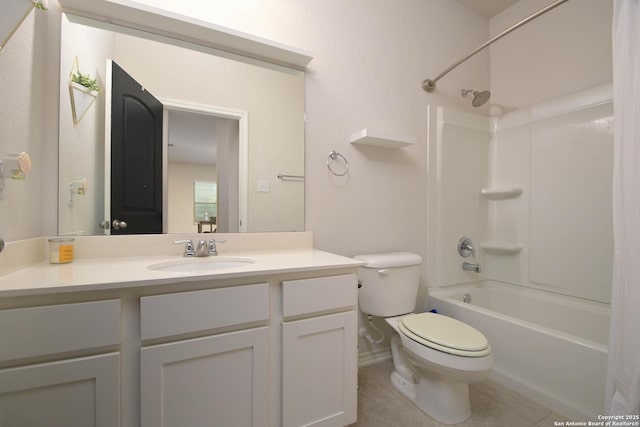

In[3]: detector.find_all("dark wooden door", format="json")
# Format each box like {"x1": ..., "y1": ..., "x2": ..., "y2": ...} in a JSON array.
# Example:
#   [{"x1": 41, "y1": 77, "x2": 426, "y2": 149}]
[{"x1": 109, "y1": 60, "x2": 163, "y2": 234}]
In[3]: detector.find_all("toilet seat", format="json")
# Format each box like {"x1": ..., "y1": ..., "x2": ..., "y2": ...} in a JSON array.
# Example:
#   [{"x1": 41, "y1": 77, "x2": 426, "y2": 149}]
[{"x1": 399, "y1": 313, "x2": 490, "y2": 357}]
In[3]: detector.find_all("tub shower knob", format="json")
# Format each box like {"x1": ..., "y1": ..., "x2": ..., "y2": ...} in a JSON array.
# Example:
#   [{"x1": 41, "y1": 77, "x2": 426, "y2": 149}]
[{"x1": 458, "y1": 236, "x2": 475, "y2": 257}]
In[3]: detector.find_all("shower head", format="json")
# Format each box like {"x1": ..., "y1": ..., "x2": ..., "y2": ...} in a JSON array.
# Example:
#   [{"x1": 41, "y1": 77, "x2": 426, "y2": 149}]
[{"x1": 461, "y1": 89, "x2": 491, "y2": 107}]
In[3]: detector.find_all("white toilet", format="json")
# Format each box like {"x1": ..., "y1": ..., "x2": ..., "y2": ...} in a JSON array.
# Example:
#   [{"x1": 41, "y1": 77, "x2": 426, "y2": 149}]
[{"x1": 355, "y1": 252, "x2": 493, "y2": 425}]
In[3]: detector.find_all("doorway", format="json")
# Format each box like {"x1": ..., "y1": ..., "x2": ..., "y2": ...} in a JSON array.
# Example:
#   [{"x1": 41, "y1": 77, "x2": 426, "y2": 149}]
[{"x1": 161, "y1": 100, "x2": 248, "y2": 233}]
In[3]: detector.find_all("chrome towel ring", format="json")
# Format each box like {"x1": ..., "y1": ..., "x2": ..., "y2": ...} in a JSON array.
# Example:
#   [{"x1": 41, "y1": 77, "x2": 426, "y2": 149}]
[{"x1": 327, "y1": 150, "x2": 349, "y2": 176}]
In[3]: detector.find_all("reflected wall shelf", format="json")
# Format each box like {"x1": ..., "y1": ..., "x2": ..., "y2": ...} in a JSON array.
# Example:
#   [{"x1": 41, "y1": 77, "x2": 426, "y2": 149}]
[
  {"x1": 481, "y1": 187, "x2": 523, "y2": 200},
  {"x1": 349, "y1": 129, "x2": 415, "y2": 149},
  {"x1": 480, "y1": 242, "x2": 522, "y2": 255}
]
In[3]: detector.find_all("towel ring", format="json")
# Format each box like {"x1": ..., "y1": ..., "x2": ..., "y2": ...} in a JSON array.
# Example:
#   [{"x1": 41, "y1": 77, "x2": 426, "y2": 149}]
[{"x1": 327, "y1": 150, "x2": 349, "y2": 176}]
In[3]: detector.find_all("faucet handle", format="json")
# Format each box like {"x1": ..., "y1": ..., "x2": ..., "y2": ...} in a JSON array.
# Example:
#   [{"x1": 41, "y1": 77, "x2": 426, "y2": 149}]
[
  {"x1": 174, "y1": 239, "x2": 195, "y2": 256},
  {"x1": 458, "y1": 236, "x2": 475, "y2": 257},
  {"x1": 207, "y1": 238, "x2": 227, "y2": 255}
]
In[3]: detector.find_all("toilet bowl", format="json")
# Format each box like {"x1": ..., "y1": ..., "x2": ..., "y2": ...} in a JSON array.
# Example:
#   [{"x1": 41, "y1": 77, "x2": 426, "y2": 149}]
[
  {"x1": 354, "y1": 252, "x2": 493, "y2": 425},
  {"x1": 385, "y1": 313, "x2": 492, "y2": 424}
]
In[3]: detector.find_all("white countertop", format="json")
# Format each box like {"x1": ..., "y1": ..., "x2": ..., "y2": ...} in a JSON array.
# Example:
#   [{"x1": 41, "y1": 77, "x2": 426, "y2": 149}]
[{"x1": 0, "y1": 248, "x2": 364, "y2": 298}]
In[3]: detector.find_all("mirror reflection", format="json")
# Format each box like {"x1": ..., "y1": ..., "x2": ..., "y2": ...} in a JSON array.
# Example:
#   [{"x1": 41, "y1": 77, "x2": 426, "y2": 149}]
[
  {"x1": 58, "y1": 13, "x2": 305, "y2": 236},
  {"x1": 0, "y1": 0, "x2": 35, "y2": 50}
]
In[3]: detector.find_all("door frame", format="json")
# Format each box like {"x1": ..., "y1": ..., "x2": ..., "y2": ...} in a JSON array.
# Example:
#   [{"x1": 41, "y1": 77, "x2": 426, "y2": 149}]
[
  {"x1": 104, "y1": 60, "x2": 112, "y2": 235},
  {"x1": 159, "y1": 98, "x2": 248, "y2": 233}
]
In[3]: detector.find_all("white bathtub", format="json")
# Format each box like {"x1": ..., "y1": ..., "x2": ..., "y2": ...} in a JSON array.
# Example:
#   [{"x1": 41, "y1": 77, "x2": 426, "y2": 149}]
[{"x1": 428, "y1": 281, "x2": 609, "y2": 420}]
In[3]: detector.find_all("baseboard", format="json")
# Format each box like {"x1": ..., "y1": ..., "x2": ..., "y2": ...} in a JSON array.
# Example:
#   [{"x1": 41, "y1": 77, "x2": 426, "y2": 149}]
[{"x1": 358, "y1": 347, "x2": 392, "y2": 367}]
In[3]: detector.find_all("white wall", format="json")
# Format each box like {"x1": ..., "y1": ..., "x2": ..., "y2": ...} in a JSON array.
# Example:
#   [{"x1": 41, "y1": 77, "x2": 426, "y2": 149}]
[
  {"x1": 0, "y1": 9, "x2": 48, "y2": 241},
  {"x1": 490, "y1": 0, "x2": 612, "y2": 110}
]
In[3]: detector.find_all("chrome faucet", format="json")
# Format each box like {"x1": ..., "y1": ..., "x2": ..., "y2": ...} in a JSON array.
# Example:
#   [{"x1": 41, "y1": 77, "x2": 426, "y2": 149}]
[
  {"x1": 175, "y1": 238, "x2": 226, "y2": 257},
  {"x1": 462, "y1": 262, "x2": 481, "y2": 273},
  {"x1": 195, "y1": 240, "x2": 209, "y2": 257}
]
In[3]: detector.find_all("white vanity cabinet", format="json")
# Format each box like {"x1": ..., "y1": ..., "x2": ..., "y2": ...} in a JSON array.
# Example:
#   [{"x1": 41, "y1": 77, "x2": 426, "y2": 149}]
[
  {"x1": 281, "y1": 274, "x2": 358, "y2": 427},
  {"x1": 0, "y1": 300, "x2": 121, "y2": 427},
  {"x1": 0, "y1": 243, "x2": 362, "y2": 427},
  {"x1": 139, "y1": 283, "x2": 270, "y2": 427}
]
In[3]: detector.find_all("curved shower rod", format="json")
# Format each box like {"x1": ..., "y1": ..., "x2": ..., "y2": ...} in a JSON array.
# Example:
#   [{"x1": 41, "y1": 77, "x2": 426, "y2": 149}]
[{"x1": 422, "y1": 0, "x2": 572, "y2": 93}]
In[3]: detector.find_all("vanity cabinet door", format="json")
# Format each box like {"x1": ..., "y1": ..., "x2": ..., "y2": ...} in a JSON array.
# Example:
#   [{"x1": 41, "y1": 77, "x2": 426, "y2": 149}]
[
  {"x1": 140, "y1": 327, "x2": 269, "y2": 427},
  {"x1": 282, "y1": 311, "x2": 357, "y2": 427},
  {"x1": 281, "y1": 274, "x2": 358, "y2": 427},
  {"x1": 0, "y1": 353, "x2": 120, "y2": 427}
]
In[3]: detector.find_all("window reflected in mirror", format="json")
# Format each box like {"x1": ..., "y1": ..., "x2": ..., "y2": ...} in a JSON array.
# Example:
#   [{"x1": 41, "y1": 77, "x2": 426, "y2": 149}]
[{"x1": 193, "y1": 181, "x2": 218, "y2": 224}]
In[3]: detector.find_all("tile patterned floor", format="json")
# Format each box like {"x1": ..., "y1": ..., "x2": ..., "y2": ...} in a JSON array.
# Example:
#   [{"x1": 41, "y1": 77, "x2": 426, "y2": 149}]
[{"x1": 351, "y1": 359, "x2": 572, "y2": 426}]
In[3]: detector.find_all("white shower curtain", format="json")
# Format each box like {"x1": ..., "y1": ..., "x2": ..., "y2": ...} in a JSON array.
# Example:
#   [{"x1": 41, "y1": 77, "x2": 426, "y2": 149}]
[{"x1": 606, "y1": 0, "x2": 640, "y2": 416}]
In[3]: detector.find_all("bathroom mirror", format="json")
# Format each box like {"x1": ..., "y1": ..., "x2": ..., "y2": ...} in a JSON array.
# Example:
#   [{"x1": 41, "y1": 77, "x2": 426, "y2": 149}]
[
  {"x1": 58, "y1": 13, "x2": 305, "y2": 236},
  {"x1": 0, "y1": 0, "x2": 35, "y2": 51}
]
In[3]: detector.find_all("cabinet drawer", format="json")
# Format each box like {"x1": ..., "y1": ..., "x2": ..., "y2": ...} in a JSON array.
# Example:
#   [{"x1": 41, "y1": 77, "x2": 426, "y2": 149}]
[
  {"x1": 140, "y1": 283, "x2": 269, "y2": 341},
  {"x1": 282, "y1": 274, "x2": 357, "y2": 318},
  {"x1": 0, "y1": 300, "x2": 121, "y2": 363}
]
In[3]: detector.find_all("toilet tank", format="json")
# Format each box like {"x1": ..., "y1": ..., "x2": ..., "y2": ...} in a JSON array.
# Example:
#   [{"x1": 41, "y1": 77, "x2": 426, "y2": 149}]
[{"x1": 354, "y1": 252, "x2": 422, "y2": 317}]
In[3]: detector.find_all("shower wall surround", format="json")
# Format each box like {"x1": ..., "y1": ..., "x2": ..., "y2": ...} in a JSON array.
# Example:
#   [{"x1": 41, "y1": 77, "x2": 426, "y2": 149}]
[
  {"x1": 429, "y1": 84, "x2": 613, "y2": 304},
  {"x1": 491, "y1": 84, "x2": 613, "y2": 303},
  {"x1": 427, "y1": 107, "x2": 491, "y2": 288}
]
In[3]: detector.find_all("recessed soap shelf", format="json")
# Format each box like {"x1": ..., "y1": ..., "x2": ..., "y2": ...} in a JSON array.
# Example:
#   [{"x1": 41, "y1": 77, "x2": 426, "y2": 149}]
[
  {"x1": 349, "y1": 129, "x2": 415, "y2": 149},
  {"x1": 480, "y1": 187, "x2": 523, "y2": 200},
  {"x1": 480, "y1": 242, "x2": 523, "y2": 255}
]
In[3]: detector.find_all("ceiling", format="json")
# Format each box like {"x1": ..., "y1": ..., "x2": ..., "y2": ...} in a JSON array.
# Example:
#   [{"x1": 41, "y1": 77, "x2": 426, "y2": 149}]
[
  {"x1": 167, "y1": 110, "x2": 218, "y2": 165},
  {"x1": 452, "y1": 0, "x2": 520, "y2": 18}
]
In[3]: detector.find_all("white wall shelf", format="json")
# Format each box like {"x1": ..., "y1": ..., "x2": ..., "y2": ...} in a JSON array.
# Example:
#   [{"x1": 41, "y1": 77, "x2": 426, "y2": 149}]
[
  {"x1": 349, "y1": 129, "x2": 415, "y2": 149},
  {"x1": 58, "y1": 0, "x2": 313, "y2": 70},
  {"x1": 480, "y1": 187, "x2": 523, "y2": 200},
  {"x1": 480, "y1": 242, "x2": 522, "y2": 255}
]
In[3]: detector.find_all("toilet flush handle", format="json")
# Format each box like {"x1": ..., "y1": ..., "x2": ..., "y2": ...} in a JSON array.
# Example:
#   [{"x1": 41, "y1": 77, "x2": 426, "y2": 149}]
[{"x1": 377, "y1": 269, "x2": 390, "y2": 276}]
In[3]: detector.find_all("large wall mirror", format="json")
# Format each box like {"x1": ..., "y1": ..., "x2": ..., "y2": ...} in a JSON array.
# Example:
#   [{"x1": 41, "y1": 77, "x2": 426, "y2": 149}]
[
  {"x1": 0, "y1": 0, "x2": 36, "y2": 50},
  {"x1": 58, "y1": 13, "x2": 305, "y2": 236}
]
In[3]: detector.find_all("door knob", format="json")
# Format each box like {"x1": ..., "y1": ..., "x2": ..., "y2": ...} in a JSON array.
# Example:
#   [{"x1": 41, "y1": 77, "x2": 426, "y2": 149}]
[
  {"x1": 112, "y1": 219, "x2": 128, "y2": 230},
  {"x1": 99, "y1": 220, "x2": 110, "y2": 229}
]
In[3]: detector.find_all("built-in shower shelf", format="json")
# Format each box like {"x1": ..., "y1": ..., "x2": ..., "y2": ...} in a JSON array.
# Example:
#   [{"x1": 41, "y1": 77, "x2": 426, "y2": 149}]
[
  {"x1": 481, "y1": 187, "x2": 523, "y2": 200},
  {"x1": 349, "y1": 129, "x2": 415, "y2": 149},
  {"x1": 480, "y1": 242, "x2": 523, "y2": 255}
]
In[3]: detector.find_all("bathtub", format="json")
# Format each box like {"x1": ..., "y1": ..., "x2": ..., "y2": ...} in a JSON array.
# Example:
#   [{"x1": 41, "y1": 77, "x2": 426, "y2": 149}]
[{"x1": 428, "y1": 281, "x2": 609, "y2": 420}]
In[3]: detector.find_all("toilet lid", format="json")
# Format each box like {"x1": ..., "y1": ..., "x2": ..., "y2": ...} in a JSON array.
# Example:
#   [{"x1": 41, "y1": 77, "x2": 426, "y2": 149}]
[{"x1": 399, "y1": 313, "x2": 490, "y2": 357}]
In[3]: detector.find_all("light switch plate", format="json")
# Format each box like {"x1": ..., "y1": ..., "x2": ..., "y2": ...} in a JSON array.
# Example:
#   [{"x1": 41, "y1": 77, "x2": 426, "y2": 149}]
[{"x1": 257, "y1": 179, "x2": 270, "y2": 192}]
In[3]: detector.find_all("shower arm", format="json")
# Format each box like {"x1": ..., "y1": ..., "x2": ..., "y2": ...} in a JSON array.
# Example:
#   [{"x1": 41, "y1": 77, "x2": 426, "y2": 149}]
[{"x1": 422, "y1": 0, "x2": 571, "y2": 93}]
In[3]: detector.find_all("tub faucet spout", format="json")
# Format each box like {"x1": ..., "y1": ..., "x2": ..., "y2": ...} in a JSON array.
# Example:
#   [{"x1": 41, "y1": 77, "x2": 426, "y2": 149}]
[{"x1": 462, "y1": 262, "x2": 481, "y2": 273}]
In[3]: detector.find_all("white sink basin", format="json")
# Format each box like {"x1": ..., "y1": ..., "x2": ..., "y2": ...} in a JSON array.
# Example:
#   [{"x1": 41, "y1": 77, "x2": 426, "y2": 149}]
[{"x1": 148, "y1": 257, "x2": 255, "y2": 273}]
